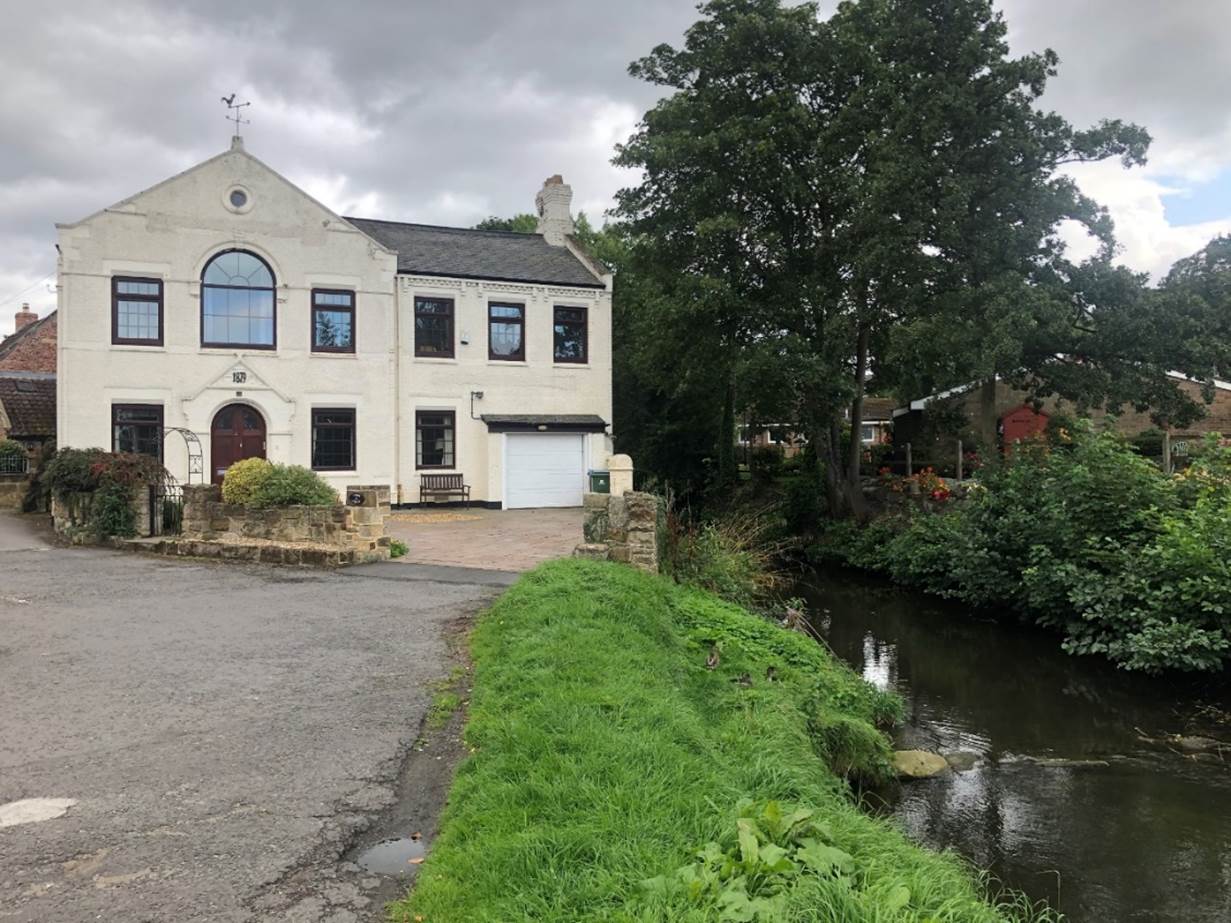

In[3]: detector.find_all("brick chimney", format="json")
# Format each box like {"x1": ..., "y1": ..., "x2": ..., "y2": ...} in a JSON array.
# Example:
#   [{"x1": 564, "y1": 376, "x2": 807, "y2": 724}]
[
  {"x1": 14, "y1": 303, "x2": 36, "y2": 331},
  {"x1": 535, "y1": 175, "x2": 575, "y2": 246}
]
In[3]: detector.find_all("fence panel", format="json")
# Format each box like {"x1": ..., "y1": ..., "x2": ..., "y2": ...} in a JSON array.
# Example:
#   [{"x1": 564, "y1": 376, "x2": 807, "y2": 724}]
[{"x1": 0, "y1": 454, "x2": 29, "y2": 475}]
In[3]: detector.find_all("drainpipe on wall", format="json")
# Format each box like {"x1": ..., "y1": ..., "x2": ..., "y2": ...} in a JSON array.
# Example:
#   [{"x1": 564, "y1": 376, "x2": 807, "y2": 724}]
[{"x1": 393, "y1": 280, "x2": 402, "y2": 504}]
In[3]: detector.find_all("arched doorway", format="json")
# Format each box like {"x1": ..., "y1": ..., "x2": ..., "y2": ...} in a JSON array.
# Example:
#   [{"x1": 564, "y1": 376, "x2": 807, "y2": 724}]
[{"x1": 211, "y1": 403, "x2": 266, "y2": 484}]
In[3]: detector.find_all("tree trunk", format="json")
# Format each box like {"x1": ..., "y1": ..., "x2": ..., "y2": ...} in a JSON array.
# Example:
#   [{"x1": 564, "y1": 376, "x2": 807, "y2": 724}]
[
  {"x1": 823, "y1": 420, "x2": 849, "y2": 518},
  {"x1": 844, "y1": 323, "x2": 870, "y2": 520},
  {"x1": 978, "y1": 376, "x2": 999, "y2": 454},
  {"x1": 717, "y1": 373, "x2": 737, "y2": 489}
]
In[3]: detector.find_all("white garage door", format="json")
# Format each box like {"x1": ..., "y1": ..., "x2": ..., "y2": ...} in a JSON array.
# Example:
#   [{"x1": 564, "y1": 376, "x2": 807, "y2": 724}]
[{"x1": 505, "y1": 433, "x2": 586, "y2": 509}]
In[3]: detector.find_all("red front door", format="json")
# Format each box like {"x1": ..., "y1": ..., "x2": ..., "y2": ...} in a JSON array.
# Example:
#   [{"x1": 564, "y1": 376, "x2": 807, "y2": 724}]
[{"x1": 211, "y1": 403, "x2": 266, "y2": 484}]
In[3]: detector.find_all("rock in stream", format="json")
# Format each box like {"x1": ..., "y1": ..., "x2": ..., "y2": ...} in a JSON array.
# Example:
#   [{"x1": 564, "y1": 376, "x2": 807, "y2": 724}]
[{"x1": 892, "y1": 750, "x2": 950, "y2": 779}]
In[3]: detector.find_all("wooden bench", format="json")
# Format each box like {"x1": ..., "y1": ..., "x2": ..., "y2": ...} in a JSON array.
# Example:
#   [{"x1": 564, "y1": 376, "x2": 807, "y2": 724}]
[{"x1": 419, "y1": 473, "x2": 471, "y2": 506}]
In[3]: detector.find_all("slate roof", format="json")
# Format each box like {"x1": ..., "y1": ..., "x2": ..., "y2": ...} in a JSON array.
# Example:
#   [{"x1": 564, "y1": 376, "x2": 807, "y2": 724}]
[
  {"x1": 481, "y1": 414, "x2": 608, "y2": 432},
  {"x1": 862, "y1": 397, "x2": 899, "y2": 421},
  {"x1": 345, "y1": 218, "x2": 605, "y2": 289},
  {"x1": 0, "y1": 311, "x2": 55, "y2": 363},
  {"x1": 0, "y1": 373, "x2": 56, "y2": 437}
]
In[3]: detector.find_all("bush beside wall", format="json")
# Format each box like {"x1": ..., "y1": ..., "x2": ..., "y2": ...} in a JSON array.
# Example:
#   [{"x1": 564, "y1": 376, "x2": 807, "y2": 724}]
[
  {"x1": 44, "y1": 447, "x2": 168, "y2": 541},
  {"x1": 221, "y1": 460, "x2": 338, "y2": 508}
]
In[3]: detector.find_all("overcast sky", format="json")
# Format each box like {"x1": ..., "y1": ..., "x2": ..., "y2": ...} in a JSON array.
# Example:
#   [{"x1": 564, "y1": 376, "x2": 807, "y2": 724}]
[{"x1": 3, "y1": 0, "x2": 1230, "y2": 335}]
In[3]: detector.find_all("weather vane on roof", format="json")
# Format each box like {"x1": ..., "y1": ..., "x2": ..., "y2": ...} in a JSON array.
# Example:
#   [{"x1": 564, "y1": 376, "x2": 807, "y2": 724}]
[{"x1": 221, "y1": 93, "x2": 250, "y2": 137}]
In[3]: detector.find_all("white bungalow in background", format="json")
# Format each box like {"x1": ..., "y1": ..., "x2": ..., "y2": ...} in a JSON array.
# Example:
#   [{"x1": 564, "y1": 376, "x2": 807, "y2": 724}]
[{"x1": 55, "y1": 137, "x2": 613, "y2": 508}]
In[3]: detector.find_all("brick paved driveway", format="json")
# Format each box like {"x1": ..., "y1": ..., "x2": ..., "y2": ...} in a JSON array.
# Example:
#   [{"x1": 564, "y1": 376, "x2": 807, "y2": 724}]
[{"x1": 385, "y1": 507, "x2": 583, "y2": 571}]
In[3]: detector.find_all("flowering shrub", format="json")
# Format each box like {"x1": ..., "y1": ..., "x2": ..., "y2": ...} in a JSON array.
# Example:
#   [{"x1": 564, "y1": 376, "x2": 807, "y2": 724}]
[
  {"x1": 915, "y1": 467, "x2": 949, "y2": 501},
  {"x1": 42, "y1": 447, "x2": 168, "y2": 539},
  {"x1": 44, "y1": 448, "x2": 166, "y2": 496},
  {"x1": 879, "y1": 466, "x2": 953, "y2": 501}
]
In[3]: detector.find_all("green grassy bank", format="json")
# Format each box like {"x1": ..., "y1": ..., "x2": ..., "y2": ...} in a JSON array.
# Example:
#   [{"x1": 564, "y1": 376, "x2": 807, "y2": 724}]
[{"x1": 394, "y1": 559, "x2": 1056, "y2": 922}]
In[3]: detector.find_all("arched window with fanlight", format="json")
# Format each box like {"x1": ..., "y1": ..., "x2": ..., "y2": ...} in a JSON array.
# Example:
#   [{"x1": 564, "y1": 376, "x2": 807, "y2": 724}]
[{"x1": 201, "y1": 249, "x2": 276, "y2": 348}]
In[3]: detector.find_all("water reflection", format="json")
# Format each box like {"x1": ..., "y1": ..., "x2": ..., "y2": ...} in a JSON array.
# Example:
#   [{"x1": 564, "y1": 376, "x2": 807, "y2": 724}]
[{"x1": 802, "y1": 568, "x2": 1231, "y2": 923}]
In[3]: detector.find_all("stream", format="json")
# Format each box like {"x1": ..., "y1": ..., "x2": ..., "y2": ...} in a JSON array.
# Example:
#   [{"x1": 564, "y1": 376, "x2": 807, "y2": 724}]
[{"x1": 800, "y1": 567, "x2": 1231, "y2": 923}]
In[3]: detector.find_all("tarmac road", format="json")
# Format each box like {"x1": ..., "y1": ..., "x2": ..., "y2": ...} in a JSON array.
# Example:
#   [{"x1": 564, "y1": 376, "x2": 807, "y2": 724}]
[{"x1": 0, "y1": 522, "x2": 512, "y2": 922}]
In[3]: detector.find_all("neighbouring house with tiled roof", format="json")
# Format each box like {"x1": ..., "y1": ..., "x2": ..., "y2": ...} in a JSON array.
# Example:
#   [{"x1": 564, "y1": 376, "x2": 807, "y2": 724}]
[
  {"x1": 0, "y1": 305, "x2": 57, "y2": 374},
  {"x1": 893, "y1": 374, "x2": 1231, "y2": 467},
  {"x1": 0, "y1": 372, "x2": 56, "y2": 451},
  {"x1": 55, "y1": 138, "x2": 612, "y2": 507},
  {"x1": 0, "y1": 305, "x2": 58, "y2": 462},
  {"x1": 739, "y1": 396, "x2": 896, "y2": 460}
]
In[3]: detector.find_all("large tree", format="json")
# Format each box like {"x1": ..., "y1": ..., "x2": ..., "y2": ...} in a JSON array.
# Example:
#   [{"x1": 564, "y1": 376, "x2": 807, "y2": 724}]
[
  {"x1": 473, "y1": 214, "x2": 539, "y2": 233},
  {"x1": 1156, "y1": 235, "x2": 1231, "y2": 385},
  {"x1": 615, "y1": 0, "x2": 1162, "y2": 516}
]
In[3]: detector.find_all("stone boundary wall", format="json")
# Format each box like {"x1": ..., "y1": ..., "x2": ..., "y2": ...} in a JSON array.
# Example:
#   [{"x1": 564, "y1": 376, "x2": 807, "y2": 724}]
[
  {"x1": 575, "y1": 490, "x2": 665, "y2": 573},
  {"x1": 181, "y1": 484, "x2": 390, "y2": 560},
  {"x1": 51, "y1": 487, "x2": 158, "y2": 542},
  {"x1": 0, "y1": 473, "x2": 28, "y2": 511},
  {"x1": 120, "y1": 537, "x2": 372, "y2": 567}
]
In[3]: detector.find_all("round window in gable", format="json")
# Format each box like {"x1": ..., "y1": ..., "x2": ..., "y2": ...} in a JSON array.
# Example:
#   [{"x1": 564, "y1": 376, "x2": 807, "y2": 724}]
[{"x1": 224, "y1": 184, "x2": 253, "y2": 213}]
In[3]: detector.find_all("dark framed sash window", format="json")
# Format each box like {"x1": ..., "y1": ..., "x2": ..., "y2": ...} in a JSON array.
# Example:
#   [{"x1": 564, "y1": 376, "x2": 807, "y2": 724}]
[
  {"x1": 112, "y1": 277, "x2": 163, "y2": 345},
  {"x1": 414, "y1": 296, "x2": 454, "y2": 358},
  {"x1": 112, "y1": 404, "x2": 164, "y2": 459},
  {"x1": 553, "y1": 305, "x2": 588, "y2": 363},
  {"x1": 415, "y1": 410, "x2": 456, "y2": 469},
  {"x1": 311, "y1": 289, "x2": 355, "y2": 353},
  {"x1": 311, "y1": 408, "x2": 356, "y2": 470},
  {"x1": 488, "y1": 302, "x2": 525, "y2": 360}
]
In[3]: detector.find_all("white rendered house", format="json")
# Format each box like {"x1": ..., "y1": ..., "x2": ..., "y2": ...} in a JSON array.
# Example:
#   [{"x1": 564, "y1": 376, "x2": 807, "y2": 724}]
[{"x1": 55, "y1": 138, "x2": 613, "y2": 508}]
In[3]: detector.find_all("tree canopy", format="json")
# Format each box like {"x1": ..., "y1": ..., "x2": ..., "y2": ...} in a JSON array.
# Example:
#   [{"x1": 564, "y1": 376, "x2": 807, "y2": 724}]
[
  {"x1": 473, "y1": 213, "x2": 540, "y2": 233},
  {"x1": 612, "y1": 0, "x2": 1223, "y2": 516}
]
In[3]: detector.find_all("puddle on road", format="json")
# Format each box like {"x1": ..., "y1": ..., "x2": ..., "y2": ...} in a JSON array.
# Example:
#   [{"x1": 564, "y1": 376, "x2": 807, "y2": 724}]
[{"x1": 354, "y1": 836, "x2": 425, "y2": 876}]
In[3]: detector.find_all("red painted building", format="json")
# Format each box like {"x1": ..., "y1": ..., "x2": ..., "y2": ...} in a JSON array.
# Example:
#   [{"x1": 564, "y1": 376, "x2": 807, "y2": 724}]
[{"x1": 999, "y1": 403, "x2": 1049, "y2": 447}]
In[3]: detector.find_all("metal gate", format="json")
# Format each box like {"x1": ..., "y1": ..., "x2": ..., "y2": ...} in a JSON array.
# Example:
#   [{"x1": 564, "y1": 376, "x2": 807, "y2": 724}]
[{"x1": 148, "y1": 477, "x2": 184, "y2": 537}]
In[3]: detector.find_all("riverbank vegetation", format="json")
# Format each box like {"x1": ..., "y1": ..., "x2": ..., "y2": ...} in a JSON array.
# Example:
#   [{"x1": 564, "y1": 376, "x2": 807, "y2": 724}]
[
  {"x1": 817, "y1": 426, "x2": 1231, "y2": 673},
  {"x1": 662, "y1": 501, "x2": 792, "y2": 610},
  {"x1": 395, "y1": 559, "x2": 1057, "y2": 922}
]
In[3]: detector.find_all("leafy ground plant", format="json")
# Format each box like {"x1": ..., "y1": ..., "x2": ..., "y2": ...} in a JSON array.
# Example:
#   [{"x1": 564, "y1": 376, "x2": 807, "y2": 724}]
[
  {"x1": 641, "y1": 800, "x2": 864, "y2": 921},
  {"x1": 393, "y1": 559, "x2": 1056, "y2": 923}
]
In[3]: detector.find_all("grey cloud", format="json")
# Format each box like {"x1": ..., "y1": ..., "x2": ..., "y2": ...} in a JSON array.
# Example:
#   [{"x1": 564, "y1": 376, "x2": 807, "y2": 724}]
[
  {"x1": 3, "y1": 0, "x2": 1231, "y2": 334},
  {"x1": 1002, "y1": 0, "x2": 1231, "y2": 164},
  {"x1": 0, "y1": 0, "x2": 697, "y2": 330}
]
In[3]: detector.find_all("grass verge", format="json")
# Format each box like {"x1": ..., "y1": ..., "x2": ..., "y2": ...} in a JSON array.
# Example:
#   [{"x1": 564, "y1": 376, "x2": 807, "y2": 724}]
[
  {"x1": 425, "y1": 667, "x2": 467, "y2": 731},
  {"x1": 391, "y1": 558, "x2": 1057, "y2": 922}
]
